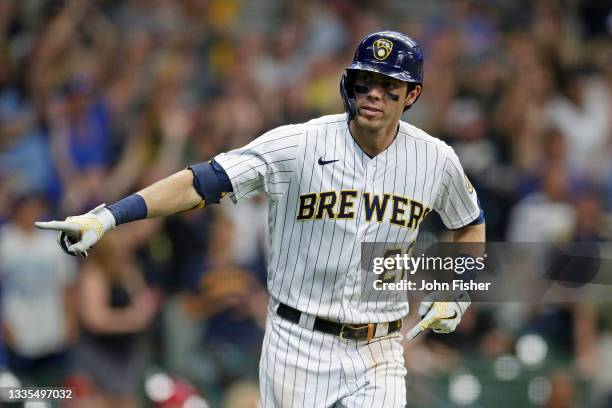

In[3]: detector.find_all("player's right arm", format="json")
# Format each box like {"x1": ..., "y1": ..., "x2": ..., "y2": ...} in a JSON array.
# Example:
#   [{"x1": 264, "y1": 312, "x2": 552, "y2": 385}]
[
  {"x1": 34, "y1": 169, "x2": 205, "y2": 257},
  {"x1": 36, "y1": 124, "x2": 302, "y2": 257},
  {"x1": 137, "y1": 169, "x2": 203, "y2": 217}
]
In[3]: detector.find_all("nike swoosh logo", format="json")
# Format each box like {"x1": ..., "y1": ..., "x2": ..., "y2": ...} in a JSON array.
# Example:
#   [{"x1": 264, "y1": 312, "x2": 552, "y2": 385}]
[{"x1": 318, "y1": 157, "x2": 339, "y2": 166}]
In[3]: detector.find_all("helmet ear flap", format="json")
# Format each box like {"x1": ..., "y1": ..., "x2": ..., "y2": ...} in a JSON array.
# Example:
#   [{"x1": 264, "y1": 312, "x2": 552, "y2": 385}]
[{"x1": 340, "y1": 72, "x2": 357, "y2": 121}]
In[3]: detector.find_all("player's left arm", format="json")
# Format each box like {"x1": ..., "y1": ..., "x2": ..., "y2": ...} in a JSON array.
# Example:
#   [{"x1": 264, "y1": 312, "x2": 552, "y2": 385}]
[
  {"x1": 406, "y1": 147, "x2": 486, "y2": 341},
  {"x1": 406, "y1": 221, "x2": 485, "y2": 341},
  {"x1": 453, "y1": 222, "x2": 485, "y2": 243}
]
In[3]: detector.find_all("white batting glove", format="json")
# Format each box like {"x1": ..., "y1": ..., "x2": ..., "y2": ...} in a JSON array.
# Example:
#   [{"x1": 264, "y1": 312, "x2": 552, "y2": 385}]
[
  {"x1": 35, "y1": 204, "x2": 116, "y2": 258},
  {"x1": 405, "y1": 291, "x2": 471, "y2": 341}
]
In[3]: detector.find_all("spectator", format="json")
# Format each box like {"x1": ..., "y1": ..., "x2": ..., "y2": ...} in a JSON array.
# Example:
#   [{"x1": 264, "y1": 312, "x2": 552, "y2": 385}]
[
  {"x1": 545, "y1": 67, "x2": 612, "y2": 177},
  {"x1": 571, "y1": 187, "x2": 607, "y2": 242},
  {"x1": 74, "y1": 229, "x2": 159, "y2": 408},
  {"x1": 221, "y1": 195, "x2": 268, "y2": 272},
  {"x1": 0, "y1": 192, "x2": 78, "y2": 386},
  {"x1": 507, "y1": 163, "x2": 576, "y2": 242},
  {"x1": 0, "y1": 55, "x2": 60, "y2": 202},
  {"x1": 45, "y1": 82, "x2": 108, "y2": 210},
  {"x1": 182, "y1": 211, "x2": 268, "y2": 404}
]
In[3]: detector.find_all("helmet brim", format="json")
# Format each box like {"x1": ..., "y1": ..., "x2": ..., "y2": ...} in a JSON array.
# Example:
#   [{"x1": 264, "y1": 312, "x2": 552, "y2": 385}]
[{"x1": 346, "y1": 62, "x2": 421, "y2": 84}]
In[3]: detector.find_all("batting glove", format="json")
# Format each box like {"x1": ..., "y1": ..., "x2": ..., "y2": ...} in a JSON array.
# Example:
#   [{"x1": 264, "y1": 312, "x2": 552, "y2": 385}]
[
  {"x1": 35, "y1": 204, "x2": 116, "y2": 258},
  {"x1": 405, "y1": 291, "x2": 471, "y2": 341}
]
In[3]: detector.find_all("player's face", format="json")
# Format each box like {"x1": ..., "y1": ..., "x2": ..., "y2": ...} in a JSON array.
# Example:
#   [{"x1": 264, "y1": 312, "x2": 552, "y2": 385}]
[{"x1": 352, "y1": 71, "x2": 411, "y2": 131}]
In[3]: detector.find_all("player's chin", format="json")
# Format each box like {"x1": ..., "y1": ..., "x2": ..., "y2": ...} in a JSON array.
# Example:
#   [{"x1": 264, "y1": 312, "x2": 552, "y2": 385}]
[{"x1": 355, "y1": 111, "x2": 385, "y2": 129}]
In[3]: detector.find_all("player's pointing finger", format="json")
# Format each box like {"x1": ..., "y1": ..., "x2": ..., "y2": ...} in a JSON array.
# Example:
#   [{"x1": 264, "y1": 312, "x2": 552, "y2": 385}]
[
  {"x1": 34, "y1": 220, "x2": 58, "y2": 229},
  {"x1": 35, "y1": 221, "x2": 80, "y2": 234}
]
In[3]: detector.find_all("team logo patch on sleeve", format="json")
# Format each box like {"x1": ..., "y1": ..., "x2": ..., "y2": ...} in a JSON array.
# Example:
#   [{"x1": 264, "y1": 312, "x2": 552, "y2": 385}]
[
  {"x1": 373, "y1": 39, "x2": 393, "y2": 60},
  {"x1": 466, "y1": 175, "x2": 474, "y2": 194}
]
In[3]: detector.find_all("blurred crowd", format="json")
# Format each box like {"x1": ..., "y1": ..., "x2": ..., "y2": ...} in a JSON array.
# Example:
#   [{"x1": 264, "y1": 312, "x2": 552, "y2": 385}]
[{"x1": 0, "y1": 0, "x2": 611, "y2": 406}]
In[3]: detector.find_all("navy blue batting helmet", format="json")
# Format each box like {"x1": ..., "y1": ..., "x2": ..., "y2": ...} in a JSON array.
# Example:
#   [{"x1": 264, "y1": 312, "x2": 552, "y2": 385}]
[{"x1": 340, "y1": 31, "x2": 424, "y2": 120}]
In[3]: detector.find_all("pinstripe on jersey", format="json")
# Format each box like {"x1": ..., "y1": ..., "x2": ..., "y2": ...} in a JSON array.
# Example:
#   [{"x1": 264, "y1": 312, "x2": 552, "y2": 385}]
[{"x1": 215, "y1": 113, "x2": 480, "y2": 324}]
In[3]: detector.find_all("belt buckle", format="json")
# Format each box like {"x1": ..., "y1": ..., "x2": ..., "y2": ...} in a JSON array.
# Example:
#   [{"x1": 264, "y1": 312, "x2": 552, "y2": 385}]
[
  {"x1": 339, "y1": 323, "x2": 349, "y2": 340},
  {"x1": 339, "y1": 323, "x2": 376, "y2": 340}
]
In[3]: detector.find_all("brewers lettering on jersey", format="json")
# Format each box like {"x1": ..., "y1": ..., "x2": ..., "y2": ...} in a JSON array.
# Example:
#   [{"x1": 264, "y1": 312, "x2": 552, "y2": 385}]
[{"x1": 36, "y1": 31, "x2": 485, "y2": 407}]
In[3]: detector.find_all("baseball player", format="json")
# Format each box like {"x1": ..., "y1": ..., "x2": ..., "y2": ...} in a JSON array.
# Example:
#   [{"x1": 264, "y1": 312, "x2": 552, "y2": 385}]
[{"x1": 37, "y1": 31, "x2": 485, "y2": 407}]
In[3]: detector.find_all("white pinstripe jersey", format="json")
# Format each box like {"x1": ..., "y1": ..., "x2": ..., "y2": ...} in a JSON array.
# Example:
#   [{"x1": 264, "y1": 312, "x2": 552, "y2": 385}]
[{"x1": 215, "y1": 114, "x2": 480, "y2": 324}]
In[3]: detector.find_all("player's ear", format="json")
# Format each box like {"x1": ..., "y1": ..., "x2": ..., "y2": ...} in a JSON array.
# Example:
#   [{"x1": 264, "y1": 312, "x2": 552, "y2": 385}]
[
  {"x1": 407, "y1": 85, "x2": 421, "y2": 105},
  {"x1": 404, "y1": 84, "x2": 422, "y2": 110}
]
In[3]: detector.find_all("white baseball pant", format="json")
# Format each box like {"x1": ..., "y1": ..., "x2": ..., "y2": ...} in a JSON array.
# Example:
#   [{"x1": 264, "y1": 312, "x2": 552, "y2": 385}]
[{"x1": 259, "y1": 300, "x2": 407, "y2": 407}]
